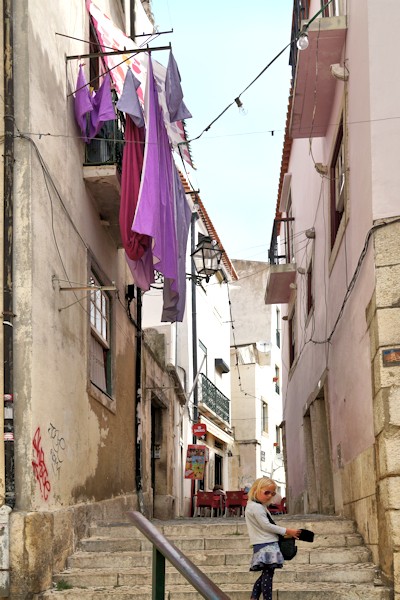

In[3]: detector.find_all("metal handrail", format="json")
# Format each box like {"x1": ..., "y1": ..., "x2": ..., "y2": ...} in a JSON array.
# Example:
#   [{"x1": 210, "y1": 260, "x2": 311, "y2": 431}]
[{"x1": 128, "y1": 511, "x2": 230, "y2": 600}]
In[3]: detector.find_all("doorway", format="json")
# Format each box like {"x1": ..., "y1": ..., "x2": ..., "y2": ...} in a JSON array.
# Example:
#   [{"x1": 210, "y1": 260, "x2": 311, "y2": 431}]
[
  {"x1": 303, "y1": 385, "x2": 334, "y2": 514},
  {"x1": 215, "y1": 454, "x2": 223, "y2": 487},
  {"x1": 151, "y1": 396, "x2": 165, "y2": 510}
]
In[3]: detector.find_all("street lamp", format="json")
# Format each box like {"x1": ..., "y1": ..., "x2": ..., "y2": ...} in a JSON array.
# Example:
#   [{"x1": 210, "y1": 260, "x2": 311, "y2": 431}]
[{"x1": 190, "y1": 234, "x2": 223, "y2": 282}]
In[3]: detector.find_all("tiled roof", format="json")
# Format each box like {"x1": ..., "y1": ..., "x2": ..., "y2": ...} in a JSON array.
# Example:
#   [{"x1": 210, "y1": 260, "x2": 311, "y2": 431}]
[{"x1": 178, "y1": 171, "x2": 238, "y2": 281}]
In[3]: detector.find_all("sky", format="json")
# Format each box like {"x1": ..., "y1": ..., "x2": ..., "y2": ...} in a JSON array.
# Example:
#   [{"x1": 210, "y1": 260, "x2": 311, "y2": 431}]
[{"x1": 150, "y1": 0, "x2": 294, "y2": 262}]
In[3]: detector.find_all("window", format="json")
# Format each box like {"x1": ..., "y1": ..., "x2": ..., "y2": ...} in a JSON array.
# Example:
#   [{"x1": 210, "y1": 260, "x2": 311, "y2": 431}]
[
  {"x1": 330, "y1": 118, "x2": 346, "y2": 249},
  {"x1": 198, "y1": 340, "x2": 208, "y2": 376},
  {"x1": 286, "y1": 193, "x2": 295, "y2": 264},
  {"x1": 307, "y1": 261, "x2": 314, "y2": 316},
  {"x1": 276, "y1": 308, "x2": 281, "y2": 348},
  {"x1": 262, "y1": 402, "x2": 269, "y2": 433},
  {"x1": 274, "y1": 366, "x2": 280, "y2": 394},
  {"x1": 288, "y1": 308, "x2": 297, "y2": 368},
  {"x1": 90, "y1": 273, "x2": 112, "y2": 396},
  {"x1": 89, "y1": 23, "x2": 100, "y2": 91},
  {"x1": 275, "y1": 426, "x2": 281, "y2": 453},
  {"x1": 322, "y1": 0, "x2": 341, "y2": 16}
]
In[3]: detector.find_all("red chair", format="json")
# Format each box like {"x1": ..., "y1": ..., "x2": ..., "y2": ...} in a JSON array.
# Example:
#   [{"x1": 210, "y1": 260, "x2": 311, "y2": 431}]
[
  {"x1": 268, "y1": 497, "x2": 287, "y2": 515},
  {"x1": 194, "y1": 491, "x2": 222, "y2": 517},
  {"x1": 224, "y1": 491, "x2": 246, "y2": 517}
]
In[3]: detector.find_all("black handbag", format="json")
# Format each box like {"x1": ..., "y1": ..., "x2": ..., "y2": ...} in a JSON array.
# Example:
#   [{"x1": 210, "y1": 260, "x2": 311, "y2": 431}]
[
  {"x1": 266, "y1": 511, "x2": 297, "y2": 561},
  {"x1": 278, "y1": 535, "x2": 297, "y2": 560}
]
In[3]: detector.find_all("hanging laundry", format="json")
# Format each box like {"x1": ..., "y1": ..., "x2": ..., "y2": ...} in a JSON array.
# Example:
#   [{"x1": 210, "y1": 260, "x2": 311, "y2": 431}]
[
  {"x1": 165, "y1": 51, "x2": 192, "y2": 123},
  {"x1": 119, "y1": 114, "x2": 154, "y2": 293},
  {"x1": 116, "y1": 68, "x2": 145, "y2": 128},
  {"x1": 73, "y1": 67, "x2": 116, "y2": 141},
  {"x1": 119, "y1": 116, "x2": 150, "y2": 261},
  {"x1": 132, "y1": 55, "x2": 178, "y2": 289},
  {"x1": 74, "y1": 65, "x2": 93, "y2": 142},
  {"x1": 88, "y1": 73, "x2": 116, "y2": 139},
  {"x1": 162, "y1": 166, "x2": 192, "y2": 322},
  {"x1": 125, "y1": 249, "x2": 155, "y2": 292},
  {"x1": 87, "y1": 1, "x2": 193, "y2": 166}
]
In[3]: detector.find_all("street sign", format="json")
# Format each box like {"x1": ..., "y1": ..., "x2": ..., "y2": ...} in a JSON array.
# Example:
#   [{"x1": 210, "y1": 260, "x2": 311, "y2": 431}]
[{"x1": 192, "y1": 423, "x2": 207, "y2": 437}]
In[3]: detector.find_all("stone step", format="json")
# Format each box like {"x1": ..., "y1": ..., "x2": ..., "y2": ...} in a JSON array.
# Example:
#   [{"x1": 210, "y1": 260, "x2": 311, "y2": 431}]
[
  {"x1": 85, "y1": 531, "x2": 363, "y2": 551},
  {"x1": 54, "y1": 561, "x2": 377, "y2": 588},
  {"x1": 80, "y1": 534, "x2": 365, "y2": 555},
  {"x1": 36, "y1": 515, "x2": 391, "y2": 600},
  {"x1": 91, "y1": 516, "x2": 356, "y2": 539},
  {"x1": 37, "y1": 581, "x2": 392, "y2": 600},
  {"x1": 76, "y1": 538, "x2": 370, "y2": 568}
]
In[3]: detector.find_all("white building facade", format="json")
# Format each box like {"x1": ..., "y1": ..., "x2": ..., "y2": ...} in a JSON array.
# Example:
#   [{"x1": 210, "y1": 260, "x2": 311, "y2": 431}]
[{"x1": 229, "y1": 260, "x2": 285, "y2": 497}]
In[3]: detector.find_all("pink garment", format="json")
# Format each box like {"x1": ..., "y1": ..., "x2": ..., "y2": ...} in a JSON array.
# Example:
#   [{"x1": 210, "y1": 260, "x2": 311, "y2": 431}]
[
  {"x1": 74, "y1": 65, "x2": 93, "y2": 142},
  {"x1": 161, "y1": 166, "x2": 192, "y2": 322},
  {"x1": 132, "y1": 56, "x2": 178, "y2": 288},
  {"x1": 89, "y1": 74, "x2": 116, "y2": 139},
  {"x1": 73, "y1": 67, "x2": 115, "y2": 141},
  {"x1": 119, "y1": 116, "x2": 151, "y2": 261},
  {"x1": 125, "y1": 251, "x2": 154, "y2": 292}
]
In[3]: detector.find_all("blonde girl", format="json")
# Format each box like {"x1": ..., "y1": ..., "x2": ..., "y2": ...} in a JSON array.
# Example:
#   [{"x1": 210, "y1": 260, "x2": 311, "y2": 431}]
[{"x1": 245, "y1": 478, "x2": 301, "y2": 600}]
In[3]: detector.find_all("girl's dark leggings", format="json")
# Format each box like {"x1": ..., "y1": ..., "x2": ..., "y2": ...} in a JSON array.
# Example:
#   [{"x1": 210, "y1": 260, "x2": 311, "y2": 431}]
[{"x1": 251, "y1": 566, "x2": 275, "y2": 600}]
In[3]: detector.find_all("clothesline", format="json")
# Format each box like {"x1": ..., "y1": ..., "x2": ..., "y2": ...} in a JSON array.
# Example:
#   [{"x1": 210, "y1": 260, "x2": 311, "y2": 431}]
[{"x1": 66, "y1": 44, "x2": 171, "y2": 98}]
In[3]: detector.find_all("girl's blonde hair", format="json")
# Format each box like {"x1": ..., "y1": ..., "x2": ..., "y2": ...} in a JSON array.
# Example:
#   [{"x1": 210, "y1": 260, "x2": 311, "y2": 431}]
[{"x1": 247, "y1": 477, "x2": 276, "y2": 502}]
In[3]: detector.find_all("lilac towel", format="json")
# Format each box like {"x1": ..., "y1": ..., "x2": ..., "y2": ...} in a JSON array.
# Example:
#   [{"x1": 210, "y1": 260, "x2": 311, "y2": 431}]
[{"x1": 165, "y1": 51, "x2": 192, "y2": 123}]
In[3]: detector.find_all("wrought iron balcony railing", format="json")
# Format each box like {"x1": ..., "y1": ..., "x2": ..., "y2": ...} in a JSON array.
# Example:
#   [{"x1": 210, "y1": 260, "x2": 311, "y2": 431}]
[
  {"x1": 198, "y1": 373, "x2": 230, "y2": 425},
  {"x1": 84, "y1": 96, "x2": 125, "y2": 172},
  {"x1": 268, "y1": 218, "x2": 295, "y2": 265}
]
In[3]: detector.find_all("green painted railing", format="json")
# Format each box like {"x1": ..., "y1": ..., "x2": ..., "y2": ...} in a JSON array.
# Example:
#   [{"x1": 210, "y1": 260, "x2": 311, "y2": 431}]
[
  {"x1": 128, "y1": 511, "x2": 230, "y2": 600},
  {"x1": 199, "y1": 373, "x2": 230, "y2": 424}
]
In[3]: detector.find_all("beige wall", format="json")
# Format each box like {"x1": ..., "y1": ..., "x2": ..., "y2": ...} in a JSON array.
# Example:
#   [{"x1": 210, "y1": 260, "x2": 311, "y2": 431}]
[{"x1": 280, "y1": 1, "x2": 400, "y2": 593}]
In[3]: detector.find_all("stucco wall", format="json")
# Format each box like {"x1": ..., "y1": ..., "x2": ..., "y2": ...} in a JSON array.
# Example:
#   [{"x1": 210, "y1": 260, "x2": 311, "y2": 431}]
[
  {"x1": 280, "y1": 0, "x2": 400, "y2": 589},
  {"x1": 10, "y1": 0, "x2": 139, "y2": 512}
]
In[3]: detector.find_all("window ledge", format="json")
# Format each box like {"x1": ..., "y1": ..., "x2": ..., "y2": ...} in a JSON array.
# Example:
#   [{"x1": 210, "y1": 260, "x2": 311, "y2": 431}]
[{"x1": 88, "y1": 382, "x2": 116, "y2": 414}]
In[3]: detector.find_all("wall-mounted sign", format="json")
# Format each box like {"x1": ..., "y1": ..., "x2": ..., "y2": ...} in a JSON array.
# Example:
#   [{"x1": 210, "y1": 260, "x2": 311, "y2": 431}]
[
  {"x1": 192, "y1": 423, "x2": 207, "y2": 437},
  {"x1": 382, "y1": 348, "x2": 400, "y2": 367},
  {"x1": 184, "y1": 444, "x2": 206, "y2": 479}
]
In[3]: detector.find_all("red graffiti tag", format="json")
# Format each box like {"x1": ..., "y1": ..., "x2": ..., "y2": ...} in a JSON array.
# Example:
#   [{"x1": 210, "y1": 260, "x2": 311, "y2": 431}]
[{"x1": 32, "y1": 427, "x2": 51, "y2": 501}]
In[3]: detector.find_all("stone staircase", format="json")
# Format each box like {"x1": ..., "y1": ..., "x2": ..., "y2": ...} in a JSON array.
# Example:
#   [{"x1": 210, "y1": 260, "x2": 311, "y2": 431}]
[{"x1": 35, "y1": 514, "x2": 392, "y2": 600}]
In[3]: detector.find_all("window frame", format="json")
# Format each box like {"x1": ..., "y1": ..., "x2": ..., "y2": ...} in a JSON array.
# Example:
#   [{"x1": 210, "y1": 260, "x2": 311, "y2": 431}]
[
  {"x1": 262, "y1": 401, "x2": 269, "y2": 434},
  {"x1": 87, "y1": 264, "x2": 116, "y2": 413},
  {"x1": 288, "y1": 306, "x2": 297, "y2": 369},
  {"x1": 276, "y1": 307, "x2": 281, "y2": 348},
  {"x1": 307, "y1": 259, "x2": 314, "y2": 317},
  {"x1": 274, "y1": 365, "x2": 280, "y2": 395}
]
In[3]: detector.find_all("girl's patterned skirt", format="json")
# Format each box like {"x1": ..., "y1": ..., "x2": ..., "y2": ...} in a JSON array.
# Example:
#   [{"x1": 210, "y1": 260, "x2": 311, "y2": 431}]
[{"x1": 249, "y1": 541, "x2": 284, "y2": 571}]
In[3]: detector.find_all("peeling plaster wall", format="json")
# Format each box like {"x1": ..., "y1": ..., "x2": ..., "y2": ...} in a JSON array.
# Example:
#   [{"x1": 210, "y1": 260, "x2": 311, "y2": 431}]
[{"x1": 12, "y1": 0, "x2": 137, "y2": 511}]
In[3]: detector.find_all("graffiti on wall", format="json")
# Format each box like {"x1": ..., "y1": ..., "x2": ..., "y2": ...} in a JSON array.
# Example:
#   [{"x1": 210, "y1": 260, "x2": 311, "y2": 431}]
[
  {"x1": 32, "y1": 427, "x2": 51, "y2": 501},
  {"x1": 48, "y1": 422, "x2": 66, "y2": 477}
]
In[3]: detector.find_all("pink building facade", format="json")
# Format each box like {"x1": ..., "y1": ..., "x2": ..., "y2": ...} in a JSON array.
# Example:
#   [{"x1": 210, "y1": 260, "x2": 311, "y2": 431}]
[{"x1": 266, "y1": 0, "x2": 400, "y2": 593}]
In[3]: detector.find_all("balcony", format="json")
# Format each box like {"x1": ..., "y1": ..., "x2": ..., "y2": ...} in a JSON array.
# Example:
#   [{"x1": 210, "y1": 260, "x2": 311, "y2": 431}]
[
  {"x1": 290, "y1": 15, "x2": 347, "y2": 139},
  {"x1": 83, "y1": 114, "x2": 125, "y2": 247},
  {"x1": 198, "y1": 373, "x2": 230, "y2": 427},
  {"x1": 265, "y1": 218, "x2": 296, "y2": 305}
]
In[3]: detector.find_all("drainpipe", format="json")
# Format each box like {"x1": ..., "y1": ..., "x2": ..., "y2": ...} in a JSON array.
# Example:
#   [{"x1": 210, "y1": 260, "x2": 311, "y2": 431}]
[
  {"x1": 190, "y1": 212, "x2": 199, "y2": 432},
  {"x1": 135, "y1": 287, "x2": 144, "y2": 513},
  {"x1": 3, "y1": 0, "x2": 15, "y2": 510},
  {"x1": 190, "y1": 212, "x2": 198, "y2": 514}
]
